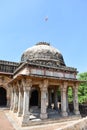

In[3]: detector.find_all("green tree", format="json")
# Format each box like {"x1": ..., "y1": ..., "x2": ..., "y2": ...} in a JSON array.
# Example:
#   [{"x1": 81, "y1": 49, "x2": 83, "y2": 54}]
[
  {"x1": 68, "y1": 87, "x2": 73, "y2": 103},
  {"x1": 67, "y1": 72, "x2": 87, "y2": 104},
  {"x1": 78, "y1": 72, "x2": 87, "y2": 103}
]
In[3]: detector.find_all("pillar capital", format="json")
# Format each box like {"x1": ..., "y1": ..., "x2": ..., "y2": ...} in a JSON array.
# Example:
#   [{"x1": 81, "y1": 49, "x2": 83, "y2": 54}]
[
  {"x1": 75, "y1": 83, "x2": 79, "y2": 89},
  {"x1": 39, "y1": 79, "x2": 48, "y2": 91},
  {"x1": 60, "y1": 82, "x2": 68, "y2": 92},
  {"x1": 8, "y1": 84, "x2": 12, "y2": 88},
  {"x1": 13, "y1": 82, "x2": 18, "y2": 90},
  {"x1": 72, "y1": 83, "x2": 79, "y2": 92},
  {"x1": 64, "y1": 81, "x2": 68, "y2": 86},
  {"x1": 10, "y1": 85, "x2": 13, "y2": 91},
  {"x1": 17, "y1": 80, "x2": 22, "y2": 87},
  {"x1": 22, "y1": 78, "x2": 32, "y2": 88},
  {"x1": 43, "y1": 79, "x2": 49, "y2": 86},
  {"x1": 23, "y1": 86, "x2": 31, "y2": 92}
]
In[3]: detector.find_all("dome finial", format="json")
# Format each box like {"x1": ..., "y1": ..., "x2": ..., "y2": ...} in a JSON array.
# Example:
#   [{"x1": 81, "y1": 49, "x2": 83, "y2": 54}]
[{"x1": 36, "y1": 42, "x2": 50, "y2": 46}]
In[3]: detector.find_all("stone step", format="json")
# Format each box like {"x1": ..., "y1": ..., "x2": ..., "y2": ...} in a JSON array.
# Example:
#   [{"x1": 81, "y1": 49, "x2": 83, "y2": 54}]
[{"x1": 23, "y1": 115, "x2": 81, "y2": 127}]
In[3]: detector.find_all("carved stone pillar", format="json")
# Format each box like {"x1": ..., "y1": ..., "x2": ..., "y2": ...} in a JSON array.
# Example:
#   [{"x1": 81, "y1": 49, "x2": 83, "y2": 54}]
[
  {"x1": 40, "y1": 79, "x2": 48, "y2": 119},
  {"x1": 6, "y1": 86, "x2": 10, "y2": 107},
  {"x1": 13, "y1": 85, "x2": 18, "y2": 113},
  {"x1": 22, "y1": 79, "x2": 32, "y2": 125},
  {"x1": 10, "y1": 86, "x2": 14, "y2": 110},
  {"x1": 73, "y1": 84, "x2": 80, "y2": 115},
  {"x1": 61, "y1": 82, "x2": 68, "y2": 117},
  {"x1": 17, "y1": 82, "x2": 23, "y2": 117},
  {"x1": 54, "y1": 87, "x2": 58, "y2": 110}
]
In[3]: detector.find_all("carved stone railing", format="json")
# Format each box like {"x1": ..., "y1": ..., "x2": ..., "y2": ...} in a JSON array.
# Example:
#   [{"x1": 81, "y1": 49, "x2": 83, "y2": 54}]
[{"x1": 0, "y1": 60, "x2": 19, "y2": 73}]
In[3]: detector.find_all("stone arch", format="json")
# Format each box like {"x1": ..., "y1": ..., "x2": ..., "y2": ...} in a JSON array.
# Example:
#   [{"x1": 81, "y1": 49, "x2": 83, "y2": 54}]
[{"x1": 0, "y1": 87, "x2": 7, "y2": 106}]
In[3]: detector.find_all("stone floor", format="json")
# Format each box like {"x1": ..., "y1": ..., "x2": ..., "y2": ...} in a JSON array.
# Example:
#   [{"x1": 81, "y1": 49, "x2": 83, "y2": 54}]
[
  {"x1": 0, "y1": 108, "x2": 82, "y2": 130},
  {"x1": 0, "y1": 108, "x2": 15, "y2": 130}
]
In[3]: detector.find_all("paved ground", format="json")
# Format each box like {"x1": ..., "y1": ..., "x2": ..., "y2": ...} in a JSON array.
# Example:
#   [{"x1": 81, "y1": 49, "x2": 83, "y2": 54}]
[
  {"x1": 0, "y1": 109, "x2": 15, "y2": 130},
  {"x1": 0, "y1": 109, "x2": 66, "y2": 130},
  {"x1": 0, "y1": 108, "x2": 81, "y2": 130}
]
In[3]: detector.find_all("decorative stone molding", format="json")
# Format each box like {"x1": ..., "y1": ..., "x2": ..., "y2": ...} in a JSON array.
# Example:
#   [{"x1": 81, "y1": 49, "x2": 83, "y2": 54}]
[{"x1": 22, "y1": 78, "x2": 32, "y2": 88}]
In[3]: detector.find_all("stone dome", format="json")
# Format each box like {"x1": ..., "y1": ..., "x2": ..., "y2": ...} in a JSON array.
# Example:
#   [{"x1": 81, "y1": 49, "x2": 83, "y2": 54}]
[{"x1": 21, "y1": 42, "x2": 66, "y2": 66}]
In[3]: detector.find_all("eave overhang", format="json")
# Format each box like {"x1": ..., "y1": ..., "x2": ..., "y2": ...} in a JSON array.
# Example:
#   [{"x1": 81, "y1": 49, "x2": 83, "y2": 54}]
[
  {"x1": 14, "y1": 62, "x2": 78, "y2": 76},
  {"x1": 8, "y1": 74, "x2": 84, "y2": 86}
]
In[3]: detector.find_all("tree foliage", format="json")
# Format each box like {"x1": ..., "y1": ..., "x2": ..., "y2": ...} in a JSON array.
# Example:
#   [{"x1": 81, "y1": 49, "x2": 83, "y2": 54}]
[
  {"x1": 78, "y1": 72, "x2": 87, "y2": 104},
  {"x1": 67, "y1": 72, "x2": 87, "y2": 104},
  {"x1": 57, "y1": 72, "x2": 87, "y2": 104},
  {"x1": 68, "y1": 87, "x2": 73, "y2": 103}
]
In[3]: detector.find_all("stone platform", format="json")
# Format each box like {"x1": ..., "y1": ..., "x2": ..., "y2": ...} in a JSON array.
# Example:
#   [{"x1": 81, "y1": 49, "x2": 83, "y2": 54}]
[{"x1": 8, "y1": 110, "x2": 81, "y2": 127}]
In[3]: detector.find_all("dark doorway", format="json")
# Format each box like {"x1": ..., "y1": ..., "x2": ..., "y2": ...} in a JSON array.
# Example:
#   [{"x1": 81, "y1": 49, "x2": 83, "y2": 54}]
[
  {"x1": 0, "y1": 87, "x2": 7, "y2": 106},
  {"x1": 30, "y1": 90, "x2": 38, "y2": 106},
  {"x1": 52, "y1": 92, "x2": 54, "y2": 103}
]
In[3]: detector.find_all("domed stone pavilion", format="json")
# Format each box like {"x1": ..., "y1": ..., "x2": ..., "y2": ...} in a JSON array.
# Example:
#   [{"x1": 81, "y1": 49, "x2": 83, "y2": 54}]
[{"x1": 0, "y1": 42, "x2": 81, "y2": 126}]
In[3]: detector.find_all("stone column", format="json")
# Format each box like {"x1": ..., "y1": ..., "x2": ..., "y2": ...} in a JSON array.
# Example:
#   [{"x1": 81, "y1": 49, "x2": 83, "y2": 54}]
[
  {"x1": 13, "y1": 86, "x2": 18, "y2": 113},
  {"x1": 22, "y1": 79, "x2": 32, "y2": 125},
  {"x1": 54, "y1": 87, "x2": 58, "y2": 110},
  {"x1": 73, "y1": 83, "x2": 80, "y2": 115},
  {"x1": 17, "y1": 83, "x2": 23, "y2": 117},
  {"x1": 40, "y1": 79, "x2": 48, "y2": 119},
  {"x1": 10, "y1": 86, "x2": 14, "y2": 110},
  {"x1": 61, "y1": 82, "x2": 68, "y2": 117},
  {"x1": 6, "y1": 86, "x2": 10, "y2": 107}
]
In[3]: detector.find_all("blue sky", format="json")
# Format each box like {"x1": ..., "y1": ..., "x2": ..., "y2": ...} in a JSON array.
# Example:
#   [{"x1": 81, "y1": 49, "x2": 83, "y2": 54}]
[{"x1": 0, "y1": 0, "x2": 87, "y2": 73}]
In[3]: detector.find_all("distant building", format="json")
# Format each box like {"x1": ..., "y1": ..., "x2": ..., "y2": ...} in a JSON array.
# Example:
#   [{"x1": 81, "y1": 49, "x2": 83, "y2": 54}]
[{"x1": 0, "y1": 42, "x2": 80, "y2": 126}]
